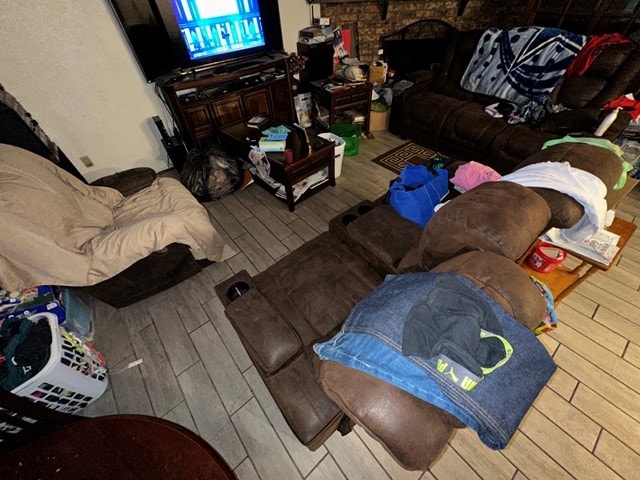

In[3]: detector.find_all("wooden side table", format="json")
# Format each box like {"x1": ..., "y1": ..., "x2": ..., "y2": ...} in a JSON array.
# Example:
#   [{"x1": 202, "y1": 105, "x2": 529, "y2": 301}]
[
  {"x1": 307, "y1": 80, "x2": 373, "y2": 135},
  {"x1": 518, "y1": 217, "x2": 637, "y2": 303}
]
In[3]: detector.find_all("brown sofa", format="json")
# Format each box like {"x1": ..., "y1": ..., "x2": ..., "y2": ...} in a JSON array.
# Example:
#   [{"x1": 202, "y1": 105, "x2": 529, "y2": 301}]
[
  {"x1": 398, "y1": 28, "x2": 640, "y2": 174},
  {"x1": 214, "y1": 142, "x2": 623, "y2": 470}
]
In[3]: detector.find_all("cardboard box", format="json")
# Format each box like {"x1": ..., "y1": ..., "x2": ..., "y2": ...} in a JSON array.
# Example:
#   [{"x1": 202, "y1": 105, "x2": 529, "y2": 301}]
[
  {"x1": 370, "y1": 109, "x2": 390, "y2": 131},
  {"x1": 368, "y1": 62, "x2": 387, "y2": 85},
  {"x1": 606, "y1": 176, "x2": 639, "y2": 209}
]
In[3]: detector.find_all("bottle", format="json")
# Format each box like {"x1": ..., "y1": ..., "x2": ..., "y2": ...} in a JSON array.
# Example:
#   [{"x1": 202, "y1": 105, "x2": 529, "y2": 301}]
[{"x1": 594, "y1": 107, "x2": 622, "y2": 137}]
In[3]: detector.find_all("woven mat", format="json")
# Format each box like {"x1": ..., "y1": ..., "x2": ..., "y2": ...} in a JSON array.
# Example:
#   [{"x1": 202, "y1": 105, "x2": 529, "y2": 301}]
[{"x1": 371, "y1": 142, "x2": 438, "y2": 174}]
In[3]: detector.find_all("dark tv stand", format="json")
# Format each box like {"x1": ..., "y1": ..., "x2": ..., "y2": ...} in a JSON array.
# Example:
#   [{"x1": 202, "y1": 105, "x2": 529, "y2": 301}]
[{"x1": 160, "y1": 54, "x2": 295, "y2": 148}]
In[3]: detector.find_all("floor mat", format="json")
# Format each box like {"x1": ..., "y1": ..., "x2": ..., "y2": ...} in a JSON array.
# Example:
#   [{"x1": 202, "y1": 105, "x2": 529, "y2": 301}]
[{"x1": 371, "y1": 142, "x2": 438, "y2": 174}]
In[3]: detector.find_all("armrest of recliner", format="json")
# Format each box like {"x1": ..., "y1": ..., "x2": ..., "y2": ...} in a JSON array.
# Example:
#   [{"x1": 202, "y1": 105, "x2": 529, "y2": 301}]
[
  {"x1": 90, "y1": 167, "x2": 157, "y2": 196},
  {"x1": 225, "y1": 289, "x2": 302, "y2": 374}
]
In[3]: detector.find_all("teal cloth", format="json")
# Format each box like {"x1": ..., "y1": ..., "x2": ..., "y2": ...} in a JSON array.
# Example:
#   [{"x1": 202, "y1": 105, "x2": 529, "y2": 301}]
[{"x1": 542, "y1": 136, "x2": 631, "y2": 190}]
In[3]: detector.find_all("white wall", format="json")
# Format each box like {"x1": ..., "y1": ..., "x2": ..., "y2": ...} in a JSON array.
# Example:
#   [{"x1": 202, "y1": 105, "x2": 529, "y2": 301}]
[
  {"x1": 280, "y1": 0, "x2": 312, "y2": 53},
  {"x1": 0, "y1": 0, "x2": 311, "y2": 182}
]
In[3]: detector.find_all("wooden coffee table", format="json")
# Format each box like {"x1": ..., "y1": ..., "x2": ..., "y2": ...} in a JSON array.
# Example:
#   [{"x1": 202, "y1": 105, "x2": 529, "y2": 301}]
[
  {"x1": 217, "y1": 119, "x2": 335, "y2": 211},
  {"x1": 518, "y1": 216, "x2": 637, "y2": 303}
]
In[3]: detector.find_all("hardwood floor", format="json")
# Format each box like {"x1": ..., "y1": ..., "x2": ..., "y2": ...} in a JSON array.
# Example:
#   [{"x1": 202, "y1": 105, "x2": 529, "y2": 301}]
[{"x1": 82, "y1": 131, "x2": 640, "y2": 479}]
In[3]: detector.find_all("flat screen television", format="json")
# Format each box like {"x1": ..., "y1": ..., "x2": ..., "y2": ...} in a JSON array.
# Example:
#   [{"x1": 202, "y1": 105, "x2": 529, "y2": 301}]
[{"x1": 109, "y1": 0, "x2": 285, "y2": 83}]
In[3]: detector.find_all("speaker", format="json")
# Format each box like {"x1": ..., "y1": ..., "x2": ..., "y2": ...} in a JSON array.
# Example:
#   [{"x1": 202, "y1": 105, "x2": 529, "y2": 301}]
[
  {"x1": 153, "y1": 116, "x2": 187, "y2": 173},
  {"x1": 297, "y1": 41, "x2": 334, "y2": 83}
]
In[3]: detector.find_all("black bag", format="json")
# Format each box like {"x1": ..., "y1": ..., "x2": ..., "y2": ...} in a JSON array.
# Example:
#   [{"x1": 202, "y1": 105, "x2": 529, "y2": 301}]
[{"x1": 180, "y1": 145, "x2": 242, "y2": 202}]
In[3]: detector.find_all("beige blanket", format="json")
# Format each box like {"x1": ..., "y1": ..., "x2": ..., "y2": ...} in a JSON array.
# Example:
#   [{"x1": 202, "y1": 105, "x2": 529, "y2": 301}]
[{"x1": 0, "y1": 144, "x2": 236, "y2": 289}]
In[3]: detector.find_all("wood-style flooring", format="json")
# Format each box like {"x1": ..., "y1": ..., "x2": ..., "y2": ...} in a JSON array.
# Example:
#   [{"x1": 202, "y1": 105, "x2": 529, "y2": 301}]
[{"x1": 82, "y1": 131, "x2": 640, "y2": 479}]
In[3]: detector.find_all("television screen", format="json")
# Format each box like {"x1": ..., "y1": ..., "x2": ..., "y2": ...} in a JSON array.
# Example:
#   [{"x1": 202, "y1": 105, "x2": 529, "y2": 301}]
[
  {"x1": 109, "y1": 0, "x2": 284, "y2": 83},
  {"x1": 170, "y1": 0, "x2": 266, "y2": 62}
]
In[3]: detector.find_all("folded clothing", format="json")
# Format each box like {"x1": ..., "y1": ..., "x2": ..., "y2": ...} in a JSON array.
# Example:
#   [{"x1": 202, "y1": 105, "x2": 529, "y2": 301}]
[
  {"x1": 450, "y1": 161, "x2": 502, "y2": 192},
  {"x1": 403, "y1": 275, "x2": 512, "y2": 387},
  {"x1": 314, "y1": 272, "x2": 556, "y2": 450}
]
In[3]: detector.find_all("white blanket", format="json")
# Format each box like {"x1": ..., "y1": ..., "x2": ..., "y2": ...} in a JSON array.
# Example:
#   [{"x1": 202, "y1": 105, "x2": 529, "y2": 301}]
[
  {"x1": 500, "y1": 162, "x2": 608, "y2": 230},
  {"x1": 0, "y1": 144, "x2": 236, "y2": 289}
]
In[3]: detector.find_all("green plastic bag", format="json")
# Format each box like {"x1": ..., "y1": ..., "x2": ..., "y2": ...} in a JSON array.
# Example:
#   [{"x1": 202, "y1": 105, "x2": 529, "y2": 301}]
[{"x1": 330, "y1": 124, "x2": 362, "y2": 156}]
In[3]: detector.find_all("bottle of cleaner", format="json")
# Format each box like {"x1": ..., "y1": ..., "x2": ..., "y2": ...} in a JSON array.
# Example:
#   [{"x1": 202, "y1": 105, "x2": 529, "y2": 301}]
[{"x1": 594, "y1": 107, "x2": 622, "y2": 136}]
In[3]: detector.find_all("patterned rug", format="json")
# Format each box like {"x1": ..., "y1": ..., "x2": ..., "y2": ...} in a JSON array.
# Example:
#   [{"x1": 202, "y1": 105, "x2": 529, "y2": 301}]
[{"x1": 371, "y1": 142, "x2": 438, "y2": 174}]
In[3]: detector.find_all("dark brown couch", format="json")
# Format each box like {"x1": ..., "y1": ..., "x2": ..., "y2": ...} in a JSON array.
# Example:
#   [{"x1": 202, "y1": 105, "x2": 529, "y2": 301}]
[
  {"x1": 214, "y1": 142, "x2": 623, "y2": 470},
  {"x1": 399, "y1": 28, "x2": 640, "y2": 174}
]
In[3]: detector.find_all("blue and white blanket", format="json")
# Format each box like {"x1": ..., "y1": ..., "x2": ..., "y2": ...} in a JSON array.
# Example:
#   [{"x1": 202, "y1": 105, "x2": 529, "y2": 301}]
[{"x1": 460, "y1": 27, "x2": 586, "y2": 106}]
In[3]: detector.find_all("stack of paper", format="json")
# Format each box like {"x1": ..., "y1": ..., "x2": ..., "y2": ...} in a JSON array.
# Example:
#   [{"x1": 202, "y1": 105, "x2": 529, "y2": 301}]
[{"x1": 542, "y1": 227, "x2": 620, "y2": 265}]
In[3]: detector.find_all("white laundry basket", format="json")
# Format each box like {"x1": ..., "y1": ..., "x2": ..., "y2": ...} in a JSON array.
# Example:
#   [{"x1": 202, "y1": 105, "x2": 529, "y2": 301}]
[
  {"x1": 318, "y1": 132, "x2": 346, "y2": 177},
  {"x1": 10, "y1": 312, "x2": 108, "y2": 413}
]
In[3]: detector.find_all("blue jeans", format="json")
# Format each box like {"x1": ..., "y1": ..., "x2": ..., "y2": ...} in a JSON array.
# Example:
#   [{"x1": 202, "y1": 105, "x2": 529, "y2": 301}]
[{"x1": 314, "y1": 272, "x2": 557, "y2": 450}]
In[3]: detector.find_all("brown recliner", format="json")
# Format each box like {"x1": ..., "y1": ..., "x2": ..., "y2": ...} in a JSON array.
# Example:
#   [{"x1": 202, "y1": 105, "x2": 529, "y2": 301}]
[
  {"x1": 215, "y1": 143, "x2": 623, "y2": 470},
  {"x1": 215, "y1": 190, "x2": 553, "y2": 469},
  {"x1": 0, "y1": 84, "x2": 224, "y2": 308}
]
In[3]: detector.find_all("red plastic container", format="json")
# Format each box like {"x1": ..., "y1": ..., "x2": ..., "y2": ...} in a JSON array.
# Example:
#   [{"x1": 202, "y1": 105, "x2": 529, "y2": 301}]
[{"x1": 527, "y1": 242, "x2": 567, "y2": 273}]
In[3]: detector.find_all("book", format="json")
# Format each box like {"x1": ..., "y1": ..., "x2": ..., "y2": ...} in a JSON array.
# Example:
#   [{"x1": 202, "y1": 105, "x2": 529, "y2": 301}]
[
  {"x1": 266, "y1": 133, "x2": 288, "y2": 141},
  {"x1": 542, "y1": 227, "x2": 620, "y2": 265},
  {"x1": 247, "y1": 115, "x2": 267, "y2": 129},
  {"x1": 259, "y1": 137, "x2": 286, "y2": 152}
]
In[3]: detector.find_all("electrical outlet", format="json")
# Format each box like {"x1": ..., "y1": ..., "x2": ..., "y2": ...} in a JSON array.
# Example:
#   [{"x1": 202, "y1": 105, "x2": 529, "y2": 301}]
[{"x1": 79, "y1": 155, "x2": 94, "y2": 167}]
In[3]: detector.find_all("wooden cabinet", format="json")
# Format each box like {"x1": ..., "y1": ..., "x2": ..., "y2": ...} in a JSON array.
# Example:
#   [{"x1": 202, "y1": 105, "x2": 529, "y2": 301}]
[{"x1": 160, "y1": 55, "x2": 295, "y2": 148}]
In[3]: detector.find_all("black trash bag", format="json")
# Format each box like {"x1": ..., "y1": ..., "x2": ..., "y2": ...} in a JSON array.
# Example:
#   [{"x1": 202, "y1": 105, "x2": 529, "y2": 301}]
[
  {"x1": 180, "y1": 148, "x2": 213, "y2": 202},
  {"x1": 180, "y1": 145, "x2": 242, "y2": 202}
]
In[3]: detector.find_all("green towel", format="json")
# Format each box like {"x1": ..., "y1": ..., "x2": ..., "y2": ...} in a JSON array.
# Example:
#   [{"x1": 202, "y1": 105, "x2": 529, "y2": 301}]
[{"x1": 542, "y1": 136, "x2": 631, "y2": 190}]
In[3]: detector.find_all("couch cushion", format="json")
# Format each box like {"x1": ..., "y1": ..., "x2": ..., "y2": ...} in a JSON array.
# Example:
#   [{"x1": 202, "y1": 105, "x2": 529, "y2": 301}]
[
  {"x1": 319, "y1": 360, "x2": 461, "y2": 470},
  {"x1": 514, "y1": 142, "x2": 624, "y2": 226},
  {"x1": 431, "y1": 29, "x2": 483, "y2": 101},
  {"x1": 346, "y1": 204, "x2": 422, "y2": 269},
  {"x1": 514, "y1": 142, "x2": 623, "y2": 189},
  {"x1": 440, "y1": 102, "x2": 511, "y2": 156},
  {"x1": 528, "y1": 187, "x2": 584, "y2": 228},
  {"x1": 399, "y1": 181, "x2": 551, "y2": 270},
  {"x1": 555, "y1": 42, "x2": 640, "y2": 109},
  {"x1": 404, "y1": 92, "x2": 471, "y2": 149},
  {"x1": 488, "y1": 126, "x2": 559, "y2": 174},
  {"x1": 253, "y1": 232, "x2": 383, "y2": 347},
  {"x1": 431, "y1": 251, "x2": 546, "y2": 331}
]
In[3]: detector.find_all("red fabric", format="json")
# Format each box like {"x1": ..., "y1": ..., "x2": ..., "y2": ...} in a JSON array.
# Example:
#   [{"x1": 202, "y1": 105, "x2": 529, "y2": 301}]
[
  {"x1": 566, "y1": 33, "x2": 631, "y2": 78},
  {"x1": 603, "y1": 96, "x2": 640, "y2": 121}
]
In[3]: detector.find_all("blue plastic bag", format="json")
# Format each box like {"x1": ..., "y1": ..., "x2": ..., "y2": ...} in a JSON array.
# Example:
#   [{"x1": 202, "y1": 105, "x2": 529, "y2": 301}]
[{"x1": 388, "y1": 164, "x2": 449, "y2": 227}]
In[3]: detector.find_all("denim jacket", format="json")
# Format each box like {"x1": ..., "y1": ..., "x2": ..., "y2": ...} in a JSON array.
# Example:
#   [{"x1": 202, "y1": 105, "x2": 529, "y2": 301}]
[{"x1": 314, "y1": 272, "x2": 556, "y2": 450}]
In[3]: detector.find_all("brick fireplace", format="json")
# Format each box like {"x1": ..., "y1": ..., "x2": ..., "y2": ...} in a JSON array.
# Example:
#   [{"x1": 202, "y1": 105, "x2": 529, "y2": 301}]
[{"x1": 318, "y1": 0, "x2": 530, "y2": 62}]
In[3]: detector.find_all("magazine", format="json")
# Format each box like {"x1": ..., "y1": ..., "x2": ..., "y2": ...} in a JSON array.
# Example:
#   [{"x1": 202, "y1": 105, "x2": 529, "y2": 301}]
[
  {"x1": 543, "y1": 227, "x2": 620, "y2": 265},
  {"x1": 276, "y1": 180, "x2": 311, "y2": 202}
]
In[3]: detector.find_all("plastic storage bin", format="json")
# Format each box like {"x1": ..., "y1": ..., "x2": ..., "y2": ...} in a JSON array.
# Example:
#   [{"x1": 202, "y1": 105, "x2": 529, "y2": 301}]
[
  {"x1": 330, "y1": 124, "x2": 361, "y2": 157},
  {"x1": 318, "y1": 132, "x2": 346, "y2": 177},
  {"x1": 11, "y1": 312, "x2": 108, "y2": 413}
]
